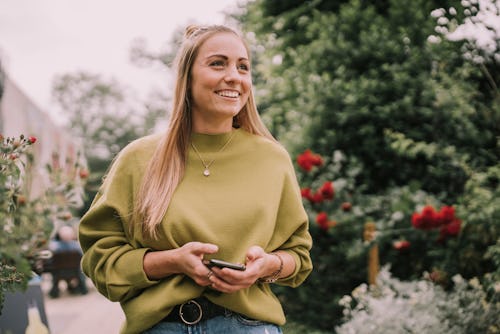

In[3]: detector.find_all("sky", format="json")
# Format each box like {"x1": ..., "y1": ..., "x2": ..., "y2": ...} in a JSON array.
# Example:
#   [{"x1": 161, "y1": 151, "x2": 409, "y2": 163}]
[{"x1": 0, "y1": 0, "x2": 242, "y2": 116}]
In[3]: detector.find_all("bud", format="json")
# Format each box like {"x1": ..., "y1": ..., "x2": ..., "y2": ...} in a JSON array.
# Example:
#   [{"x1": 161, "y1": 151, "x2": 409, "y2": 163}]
[
  {"x1": 16, "y1": 195, "x2": 27, "y2": 205},
  {"x1": 59, "y1": 212, "x2": 73, "y2": 220},
  {"x1": 341, "y1": 202, "x2": 352, "y2": 212},
  {"x1": 79, "y1": 169, "x2": 89, "y2": 179}
]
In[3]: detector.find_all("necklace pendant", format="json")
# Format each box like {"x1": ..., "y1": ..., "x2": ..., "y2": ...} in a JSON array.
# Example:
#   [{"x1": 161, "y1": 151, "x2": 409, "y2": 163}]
[{"x1": 203, "y1": 168, "x2": 210, "y2": 177}]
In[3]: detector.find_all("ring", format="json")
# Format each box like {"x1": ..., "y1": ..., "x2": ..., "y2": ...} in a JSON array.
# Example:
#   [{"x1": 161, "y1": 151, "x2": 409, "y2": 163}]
[{"x1": 207, "y1": 270, "x2": 213, "y2": 279}]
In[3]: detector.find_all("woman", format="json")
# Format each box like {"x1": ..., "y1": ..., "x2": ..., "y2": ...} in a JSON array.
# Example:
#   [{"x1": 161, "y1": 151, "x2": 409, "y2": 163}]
[{"x1": 79, "y1": 24, "x2": 312, "y2": 334}]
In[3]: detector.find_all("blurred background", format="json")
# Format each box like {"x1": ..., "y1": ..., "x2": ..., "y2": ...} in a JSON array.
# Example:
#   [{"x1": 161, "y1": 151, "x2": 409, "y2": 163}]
[{"x1": 0, "y1": 0, "x2": 498, "y2": 333}]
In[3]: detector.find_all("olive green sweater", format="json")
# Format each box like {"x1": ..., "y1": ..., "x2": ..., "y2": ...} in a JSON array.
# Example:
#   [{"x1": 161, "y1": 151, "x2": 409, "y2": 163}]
[{"x1": 79, "y1": 128, "x2": 313, "y2": 334}]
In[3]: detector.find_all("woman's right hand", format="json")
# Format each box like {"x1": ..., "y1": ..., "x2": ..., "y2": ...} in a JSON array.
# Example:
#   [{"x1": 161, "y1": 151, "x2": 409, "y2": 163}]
[{"x1": 143, "y1": 241, "x2": 218, "y2": 286}]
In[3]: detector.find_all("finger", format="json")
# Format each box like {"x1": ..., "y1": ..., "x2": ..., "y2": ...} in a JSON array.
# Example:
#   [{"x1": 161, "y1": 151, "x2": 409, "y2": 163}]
[
  {"x1": 209, "y1": 268, "x2": 251, "y2": 288},
  {"x1": 210, "y1": 278, "x2": 248, "y2": 293},
  {"x1": 246, "y1": 245, "x2": 264, "y2": 262},
  {"x1": 187, "y1": 242, "x2": 219, "y2": 257}
]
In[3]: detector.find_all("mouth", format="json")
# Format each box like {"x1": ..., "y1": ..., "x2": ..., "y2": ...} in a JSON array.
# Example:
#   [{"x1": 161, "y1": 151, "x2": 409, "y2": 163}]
[{"x1": 215, "y1": 90, "x2": 240, "y2": 98}]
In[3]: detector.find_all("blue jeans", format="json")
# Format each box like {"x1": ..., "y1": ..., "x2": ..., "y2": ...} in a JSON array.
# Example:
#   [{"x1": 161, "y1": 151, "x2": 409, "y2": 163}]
[{"x1": 142, "y1": 312, "x2": 283, "y2": 334}]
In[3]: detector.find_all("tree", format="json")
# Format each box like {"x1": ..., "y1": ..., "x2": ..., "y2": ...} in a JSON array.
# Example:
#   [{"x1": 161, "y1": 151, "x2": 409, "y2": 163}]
[{"x1": 52, "y1": 72, "x2": 165, "y2": 215}]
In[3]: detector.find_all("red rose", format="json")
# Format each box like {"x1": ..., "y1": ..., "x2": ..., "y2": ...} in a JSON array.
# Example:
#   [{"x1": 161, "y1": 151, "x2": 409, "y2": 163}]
[
  {"x1": 440, "y1": 219, "x2": 461, "y2": 238},
  {"x1": 297, "y1": 149, "x2": 313, "y2": 171},
  {"x1": 411, "y1": 212, "x2": 423, "y2": 229},
  {"x1": 311, "y1": 191, "x2": 324, "y2": 204},
  {"x1": 446, "y1": 219, "x2": 461, "y2": 236},
  {"x1": 393, "y1": 240, "x2": 411, "y2": 251},
  {"x1": 296, "y1": 149, "x2": 323, "y2": 172},
  {"x1": 412, "y1": 205, "x2": 439, "y2": 230},
  {"x1": 315, "y1": 212, "x2": 337, "y2": 230},
  {"x1": 301, "y1": 188, "x2": 312, "y2": 199},
  {"x1": 319, "y1": 181, "x2": 334, "y2": 200},
  {"x1": 436, "y1": 206, "x2": 455, "y2": 226},
  {"x1": 28, "y1": 136, "x2": 37, "y2": 144},
  {"x1": 311, "y1": 154, "x2": 323, "y2": 167},
  {"x1": 316, "y1": 212, "x2": 329, "y2": 231},
  {"x1": 422, "y1": 205, "x2": 439, "y2": 228}
]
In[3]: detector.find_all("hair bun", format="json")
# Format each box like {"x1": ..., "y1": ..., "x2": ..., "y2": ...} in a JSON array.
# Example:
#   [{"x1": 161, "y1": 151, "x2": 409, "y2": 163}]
[{"x1": 184, "y1": 25, "x2": 206, "y2": 39}]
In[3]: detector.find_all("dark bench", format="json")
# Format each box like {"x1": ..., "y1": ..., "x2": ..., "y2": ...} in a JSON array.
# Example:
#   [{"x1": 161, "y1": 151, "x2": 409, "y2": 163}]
[{"x1": 43, "y1": 250, "x2": 88, "y2": 297}]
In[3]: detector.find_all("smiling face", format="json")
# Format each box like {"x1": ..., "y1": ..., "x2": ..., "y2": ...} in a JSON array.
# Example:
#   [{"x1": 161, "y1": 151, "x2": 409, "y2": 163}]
[{"x1": 189, "y1": 32, "x2": 251, "y2": 133}]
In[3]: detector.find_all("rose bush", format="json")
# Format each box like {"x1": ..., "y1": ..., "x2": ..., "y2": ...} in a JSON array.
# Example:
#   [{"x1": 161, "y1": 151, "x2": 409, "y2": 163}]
[
  {"x1": 0, "y1": 134, "x2": 88, "y2": 313},
  {"x1": 274, "y1": 148, "x2": 498, "y2": 331}
]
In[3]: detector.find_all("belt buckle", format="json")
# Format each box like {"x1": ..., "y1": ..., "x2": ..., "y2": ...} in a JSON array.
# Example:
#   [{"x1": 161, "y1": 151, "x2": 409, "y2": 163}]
[{"x1": 179, "y1": 300, "x2": 203, "y2": 325}]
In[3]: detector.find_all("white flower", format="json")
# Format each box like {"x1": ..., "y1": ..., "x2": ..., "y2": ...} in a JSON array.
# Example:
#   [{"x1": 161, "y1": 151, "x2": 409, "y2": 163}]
[
  {"x1": 438, "y1": 16, "x2": 450, "y2": 25},
  {"x1": 391, "y1": 211, "x2": 404, "y2": 222},
  {"x1": 427, "y1": 35, "x2": 442, "y2": 44},
  {"x1": 272, "y1": 54, "x2": 283, "y2": 65},
  {"x1": 431, "y1": 8, "x2": 446, "y2": 17}
]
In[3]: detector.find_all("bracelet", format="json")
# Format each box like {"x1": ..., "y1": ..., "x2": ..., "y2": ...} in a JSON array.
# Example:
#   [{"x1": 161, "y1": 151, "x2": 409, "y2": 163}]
[{"x1": 258, "y1": 252, "x2": 283, "y2": 283}]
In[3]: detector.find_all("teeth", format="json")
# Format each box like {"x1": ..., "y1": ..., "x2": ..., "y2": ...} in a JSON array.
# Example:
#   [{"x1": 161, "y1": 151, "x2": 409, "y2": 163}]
[{"x1": 217, "y1": 90, "x2": 239, "y2": 98}]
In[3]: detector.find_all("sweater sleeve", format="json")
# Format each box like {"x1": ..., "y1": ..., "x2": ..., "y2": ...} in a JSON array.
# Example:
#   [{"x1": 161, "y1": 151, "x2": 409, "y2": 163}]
[
  {"x1": 78, "y1": 144, "x2": 158, "y2": 303},
  {"x1": 271, "y1": 154, "x2": 313, "y2": 287}
]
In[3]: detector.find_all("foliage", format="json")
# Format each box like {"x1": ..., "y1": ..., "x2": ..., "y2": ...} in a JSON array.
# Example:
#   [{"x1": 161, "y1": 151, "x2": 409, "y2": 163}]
[
  {"x1": 51, "y1": 72, "x2": 165, "y2": 215},
  {"x1": 336, "y1": 267, "x2": 499, "y2": 334},
  {"x1": 240, "y1": 0, "x2": 497, "y2": 199},
  {"x1": 237, "y1": 0, "x2": 499, "y2": 329},
  {"x1": 0, "y1": 135, "x2": 39, "y2": 312},
  {"x1": 280, "y1": 147, "x2": 499, "y2": 330},
  {"x1": 0, "y1": 135, "x2": 87, "y2": 313}
]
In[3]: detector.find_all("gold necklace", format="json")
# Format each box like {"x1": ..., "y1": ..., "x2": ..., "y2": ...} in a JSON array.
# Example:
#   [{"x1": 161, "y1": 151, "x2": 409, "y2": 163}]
[{"x1": 190, "y1": 131, "x2": 235, "y2": 177}]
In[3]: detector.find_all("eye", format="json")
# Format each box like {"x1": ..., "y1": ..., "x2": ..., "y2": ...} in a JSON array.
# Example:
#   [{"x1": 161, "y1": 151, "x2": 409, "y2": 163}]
[
  {"x1": 238, "y1": 63, "x2": 250, "y2": 71},
  {"x1": 209, "y1": 60, "x2": 225, "y2": 67}
]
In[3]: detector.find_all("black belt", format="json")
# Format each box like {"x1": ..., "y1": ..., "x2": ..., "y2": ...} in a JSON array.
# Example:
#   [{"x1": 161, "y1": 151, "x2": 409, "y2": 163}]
[{"x1": 163, "y1": 298, "x2": 228, "y2": 325}]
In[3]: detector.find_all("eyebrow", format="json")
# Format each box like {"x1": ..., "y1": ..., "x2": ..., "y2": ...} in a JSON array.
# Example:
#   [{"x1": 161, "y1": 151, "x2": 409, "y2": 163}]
[{"x1": 206, "y1": 54, "x2": 249, "y2": 62}]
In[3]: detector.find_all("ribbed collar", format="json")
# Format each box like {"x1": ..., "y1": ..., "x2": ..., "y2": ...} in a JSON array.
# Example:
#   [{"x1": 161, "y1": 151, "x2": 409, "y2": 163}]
[{"x1": 190, "y1": 128, "x2": 240, "y2": 152}]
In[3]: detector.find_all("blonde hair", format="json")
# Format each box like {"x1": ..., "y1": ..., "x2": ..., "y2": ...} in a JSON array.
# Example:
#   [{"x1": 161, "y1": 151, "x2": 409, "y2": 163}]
[{"x1": 133, "y1": 25, "x2": 275, "y2": 238}]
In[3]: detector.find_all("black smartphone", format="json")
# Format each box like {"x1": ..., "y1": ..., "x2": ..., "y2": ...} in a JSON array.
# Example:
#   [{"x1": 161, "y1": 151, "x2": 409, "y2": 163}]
[{"x1": 204, "y1": 259, "x2": 246, "y2": 271}]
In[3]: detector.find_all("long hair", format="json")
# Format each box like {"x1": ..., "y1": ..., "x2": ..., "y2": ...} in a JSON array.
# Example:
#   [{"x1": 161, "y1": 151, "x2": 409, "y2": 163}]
[{"x1": 133, "y1": 25, "x2": 275, "y2": 238}]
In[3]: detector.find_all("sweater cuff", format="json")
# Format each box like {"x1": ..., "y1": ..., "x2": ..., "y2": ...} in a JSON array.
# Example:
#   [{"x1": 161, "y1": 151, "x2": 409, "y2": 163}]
[
  {"x1": 114, "y1": 248, "x2": 158, "y2": 288},
  {"x1": 275, "y1": 250, "x2": 310, "y2": 287}
]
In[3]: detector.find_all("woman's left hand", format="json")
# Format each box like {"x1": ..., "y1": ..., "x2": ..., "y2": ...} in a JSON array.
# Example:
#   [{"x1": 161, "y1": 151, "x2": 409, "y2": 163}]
[{"x1": 207, "y1": 246, "x2": 275, "y2": 293}]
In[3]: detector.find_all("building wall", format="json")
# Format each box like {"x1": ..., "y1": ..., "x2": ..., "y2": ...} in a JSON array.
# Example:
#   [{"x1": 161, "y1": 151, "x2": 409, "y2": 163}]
[{"x1": 0, "y1": 75, "x2": 85, "y2": 198}]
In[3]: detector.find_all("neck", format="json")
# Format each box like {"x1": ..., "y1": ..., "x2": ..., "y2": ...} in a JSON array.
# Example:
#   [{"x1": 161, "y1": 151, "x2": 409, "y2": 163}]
[{"x1": 191, "y1": 116, "x2": 234, "y2": 134}]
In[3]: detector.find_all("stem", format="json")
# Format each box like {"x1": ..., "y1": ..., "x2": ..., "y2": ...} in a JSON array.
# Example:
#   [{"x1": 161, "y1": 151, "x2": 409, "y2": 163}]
[{"x1": 479, "y1": 62, "x2": 499, "y2": 99}]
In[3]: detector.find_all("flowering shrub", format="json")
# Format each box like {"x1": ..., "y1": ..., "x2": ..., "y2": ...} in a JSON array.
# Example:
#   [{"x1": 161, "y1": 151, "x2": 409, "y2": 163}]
[
  {"x1": 0, "y1": 135, "x2": 44, "y2": 312},
  {"x1": 278, "y1": 148, "x2": 499, "y2": 331},
  {"x1": 272, "y1": 149, "x2": 374, "y2": 330},
  {"x1": 0, "y1": 134, "x2": 87, "y2": 313},
  {"x1": 411, "y1": 204, "x2": 462, "y2": 242},
  {"x1": 336, "y1": 266, "x2": 499, "y2": 334}
]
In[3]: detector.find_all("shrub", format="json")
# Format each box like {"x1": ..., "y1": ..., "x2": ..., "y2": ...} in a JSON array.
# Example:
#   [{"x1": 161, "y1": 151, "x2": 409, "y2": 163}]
[
  {"x1": 276, "y1": 148, "x2": 498, "y2": 330},
  {"x1": 336, "y1": 267, "x2": 500, "y2": 334},
  {"x1": 0, "y1": 134, "x2": 87, "y2": 313}
]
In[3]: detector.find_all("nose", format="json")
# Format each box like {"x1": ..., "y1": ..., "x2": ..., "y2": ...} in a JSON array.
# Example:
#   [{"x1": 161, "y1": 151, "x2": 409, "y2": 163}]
[{"x1": 224, "y1": 66, "x2": 241, "y2": 84}]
